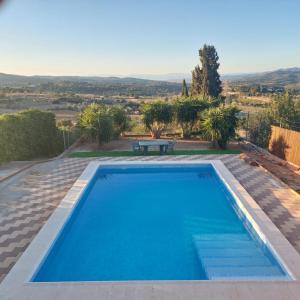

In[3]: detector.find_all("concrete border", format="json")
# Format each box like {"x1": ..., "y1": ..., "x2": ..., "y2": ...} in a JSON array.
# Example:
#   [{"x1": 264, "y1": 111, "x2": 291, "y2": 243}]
[{"x1": 1, "y1": 160, "x2": 300, "y2": 300}]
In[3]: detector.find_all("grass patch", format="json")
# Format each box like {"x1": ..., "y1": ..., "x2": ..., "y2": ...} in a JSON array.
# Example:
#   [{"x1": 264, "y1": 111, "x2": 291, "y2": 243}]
[{"x1": 69, "y1": 149, "x2": 241, "y2": 158}]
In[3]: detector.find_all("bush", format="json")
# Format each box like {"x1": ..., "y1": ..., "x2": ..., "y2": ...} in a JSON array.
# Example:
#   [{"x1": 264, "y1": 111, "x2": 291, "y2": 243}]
[
  {"x1": 174, "y1": 98, "x2": 209, "y2": 138},
  {"x1": 79, "y1": 104, "x2": 114, "y2": 144},
  {"x1": 109, "y1": 106, "x2": 130, "y2": 138},
  {"x1": 97, "y1": 115, "x2": 113, "y2": 143},
  {"x1": 202, "y1": 105, "x2": 240, "y2": 149},
  {"x1": 0, "y1": 109, "x2": 63, "y2": 163},
  {"x1": 248, "y1": 112, "x2": 272, "y2": 148},
  {"x1": 142, "y1": 101, "x2": 173, "y2": 138},
  {"x1": 271, "y1": 92, "x2": 298, "y2": 129},
  {"x1": 79, "y1": 104, "x2": 129, "y2": 144}
]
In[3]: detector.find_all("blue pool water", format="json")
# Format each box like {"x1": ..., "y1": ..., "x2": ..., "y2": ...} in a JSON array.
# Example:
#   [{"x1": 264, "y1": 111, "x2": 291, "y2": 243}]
[{"x1": 32, "y1": 164, "x2": 288, "y2": 281}]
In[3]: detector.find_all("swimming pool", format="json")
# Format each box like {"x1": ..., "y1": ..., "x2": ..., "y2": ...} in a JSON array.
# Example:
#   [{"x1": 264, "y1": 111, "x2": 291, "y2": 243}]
[{"x1": 31, "y1": 162, "x2": 289, "y2": 282}]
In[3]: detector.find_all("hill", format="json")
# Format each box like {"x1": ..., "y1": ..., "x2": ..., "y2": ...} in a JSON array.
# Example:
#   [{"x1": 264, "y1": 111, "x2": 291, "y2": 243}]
[
  {"x1": 2, "y1": 68, "x2": 300, "y2": 96},
  {"x1": 224, "y1": 68, "x2": 300, "y2": 90},
  {"x1": 0, "y1": 73, "x2": 182, "y2": 96}
]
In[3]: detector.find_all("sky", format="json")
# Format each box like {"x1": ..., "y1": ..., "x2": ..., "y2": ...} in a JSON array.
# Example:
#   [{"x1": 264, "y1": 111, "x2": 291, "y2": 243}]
[{"x1": 0, "y1": 0, "x2": 300, "y2": 76}]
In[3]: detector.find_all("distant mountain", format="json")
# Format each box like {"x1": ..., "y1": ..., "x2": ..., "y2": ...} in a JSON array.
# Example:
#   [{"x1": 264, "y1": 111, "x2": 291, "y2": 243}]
[
  {"x1": 0, "y1": 73, "x2": 182, "y2": 96},
  {"x1": 0, "y1": 73, "x2": 179, "y2": 87},
  {"x1": 223, "y1": 67, "x2": 300, "y2": 89},
  {"x1": 131, "y1": 68, "x2": 300, "y2": 89},
  {"x1": 1, "y1": 67, "x2": 300, "y2": 93},
  {"x1": 129, "y1": 73, "x2": 192, "y2": 83}
]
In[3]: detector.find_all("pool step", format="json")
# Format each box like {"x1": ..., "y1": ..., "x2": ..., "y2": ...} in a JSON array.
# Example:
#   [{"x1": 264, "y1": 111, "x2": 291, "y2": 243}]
[
  {"x1": 193, "y1": 234, "x2": 284, "y2": 280},
  {"x1": 202, "y1": 256, "x2": 272, "y2": 267},
  {"x1": 194, "y1": 234, "x2": 250, "y2": 241},
  {"x1": 184, "y1": 217, "x2": 244, "y2": 234},
  {"x1": 208, "y1": 266, "x2": 284, "y2": 280}
]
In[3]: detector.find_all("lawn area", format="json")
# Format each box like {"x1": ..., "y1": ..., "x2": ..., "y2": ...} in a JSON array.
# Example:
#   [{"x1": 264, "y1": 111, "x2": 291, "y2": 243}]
[{"x1": 69, "y1": 149, "x2": 241, "y2": 157}]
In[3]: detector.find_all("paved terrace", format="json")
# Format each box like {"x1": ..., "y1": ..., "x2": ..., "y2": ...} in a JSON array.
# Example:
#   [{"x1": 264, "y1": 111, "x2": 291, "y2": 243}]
[{"x1": 0, "y1": 155, "x2": 300, "y2": 287}]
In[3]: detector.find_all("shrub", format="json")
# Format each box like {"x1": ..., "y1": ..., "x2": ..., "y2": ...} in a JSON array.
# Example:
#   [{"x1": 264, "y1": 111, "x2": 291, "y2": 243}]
[
  {"x1": 142, "y1": 101, "x2": 173, "y2": 138},
  {"x1": 97, "y1": 115, "x2": 113, "y2": 144},
  {"x1": 174, "y1": 98, "x2": 209, "y2": 138},
  {"x1": 202, "y1": 105, "x2": 240, "y2": 149},
  {"x1": 271, "y1": 92, "x2": 298, "y2": 129},
  {"x1": 248, "y1": 112, "x2": 272, "y2": 148},
  {"x1": 79, "y1": 103, "x2": 114, "y2": 144},
  {"x1": 109, "y1": 106, "x2": 130, "y2": 138},
  {"x1": 79, "y1": 103, "x2": 129, "y2": 144},
  {"x1": 0, "y1": 109, "x2": 63, "y2": 163}
]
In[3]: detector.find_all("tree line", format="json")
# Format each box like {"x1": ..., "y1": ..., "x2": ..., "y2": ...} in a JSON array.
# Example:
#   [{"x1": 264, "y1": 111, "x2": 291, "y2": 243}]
[
  {"x1": 79, "y1": 45, "x2": 239, "y2": 149},
  {"x1": 78, "y1": 44, "x2": 299, "y2": 152},
  {"x1": 141, "y1": 99, "x2": 239, "y2": 149},
  {"x1": 1, "y1": 80, "x2": 182, "y2": 97}
]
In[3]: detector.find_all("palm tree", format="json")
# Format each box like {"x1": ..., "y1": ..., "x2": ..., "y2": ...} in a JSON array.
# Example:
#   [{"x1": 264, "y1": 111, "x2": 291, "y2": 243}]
[{"x1": 202, "y1": 105, "x2": 239, "y2": 149}]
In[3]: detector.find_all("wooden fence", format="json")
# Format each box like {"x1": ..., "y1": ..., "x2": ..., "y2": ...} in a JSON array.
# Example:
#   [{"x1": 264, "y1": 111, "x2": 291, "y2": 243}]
[{"x1": 268, "y1": 126, "x2": 300, "y2": 166}]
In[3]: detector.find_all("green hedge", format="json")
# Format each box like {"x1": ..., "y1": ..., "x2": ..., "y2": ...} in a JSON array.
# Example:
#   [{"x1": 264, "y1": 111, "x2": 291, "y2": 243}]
[{"x1": 0, "y1": 109, "x2": 63, "y2": 163}]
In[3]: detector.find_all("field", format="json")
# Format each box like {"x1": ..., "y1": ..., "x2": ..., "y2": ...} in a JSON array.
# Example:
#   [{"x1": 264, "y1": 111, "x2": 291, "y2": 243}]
[{"x1": 0, "y1": 91, "x2": 145, "y2": 124}]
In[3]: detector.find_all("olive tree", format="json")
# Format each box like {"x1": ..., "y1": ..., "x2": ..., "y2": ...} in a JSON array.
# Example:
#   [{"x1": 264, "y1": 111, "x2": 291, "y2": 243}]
[
  {"x1": 175, "y1": 98, "x2": 208, "y2": 138},
  {"x1": 142, "y1": 102, "x2": 173, "y2": 139},
  {"x1": 109, "y1": 106, "x2": 130, "y2": 138},
  {"x1": 79, "y1": 103, "x2": 113, "y2": 144}
]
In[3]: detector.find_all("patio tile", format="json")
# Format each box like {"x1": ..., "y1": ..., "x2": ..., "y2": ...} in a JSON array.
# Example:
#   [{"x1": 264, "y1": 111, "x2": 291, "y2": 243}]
[{"x1": 0, "y1": 154, "x2": 300, "y2": 286}]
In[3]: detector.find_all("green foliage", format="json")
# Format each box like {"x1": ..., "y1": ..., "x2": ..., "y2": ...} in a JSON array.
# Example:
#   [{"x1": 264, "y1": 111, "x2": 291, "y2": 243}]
[
  {"x1": 191, "y1": 44, "x2": 222, "y2": 98},
  {"x1": 270, "y1": 91, "x2": 298, "y2": 129},
  {"x1": 79, "y1": 103, "x2": 114, "y2": 144},
  {"x1": 191, "y1": 65, "x2": 202, "y2": 96},
  {"x1": 174, "y1": 97, "x2": 209, "y2": 138},
  {"x1": 207, "y1": 96, "x2": 225, "y2": 108},
  {"x1": 142, "y1": 101, "x2": 173, "y2": 138},
  {"x1": 109, "y1": 106, "x2": 130, "y2": 138},
  {"x1": 57, "y1": 119, "x2": 73, "y2": 128},
  {"x1": 200, "y1": 44, "x2": 222, "y2": 97},
  {"x1": 202, "y1": 105, "x2": 240, "y2": 149},
  {"x1": 0, "y1": 109, "x2": 63, "y2": 163},
  {"x1": 181, "y1": 79, "x2": 189, "y2": 97},
  {"x1": 96, "y1": 115, "x2": 113, "y2": 143},
  {"x1": 57, "y1": 119, "x2": 81, "y2": 150},
  {"x1": 79, "y1": 104, "x2": 129, "y2": 144},
  {"x1": 30, "y1": 80, "x2": 181, "y2": 97},
  {"x1": 237, "y1": 98, "x2": 267, "y2": 108},
  {"x1": 248, "y1": 112, "x2": 273, "y2": 148}
]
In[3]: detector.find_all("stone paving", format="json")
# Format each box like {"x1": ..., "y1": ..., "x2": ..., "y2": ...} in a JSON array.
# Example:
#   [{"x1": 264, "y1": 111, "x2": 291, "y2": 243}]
[
  {"x1": 0, "y1": 161, "x2": 34, "y2": 182},
  {"x1": 0, "y1": 155, "x2": 300, "y2": 282}
]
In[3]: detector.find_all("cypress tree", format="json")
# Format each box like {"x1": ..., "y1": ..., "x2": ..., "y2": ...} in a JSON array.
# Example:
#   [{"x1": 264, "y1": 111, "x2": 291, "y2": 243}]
[
  {"x1": 191, "y1": 65, "x2": 202, "y2": 96},
  {"x1": 191, "y1": 44, "x2": 222, "y2": 98},
  {"x1": 181, "y1": 79, "x2": 189, "y2": 97},
  {"x1": 199, "y1": 44, "x2": 222, "y2": 97}
]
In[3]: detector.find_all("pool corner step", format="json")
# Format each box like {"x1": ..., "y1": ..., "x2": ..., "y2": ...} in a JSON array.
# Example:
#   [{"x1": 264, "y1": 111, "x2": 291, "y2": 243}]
[
  {"x1": 207, "y1": 266, "x2": 284, "y2": 280},
  {"x1": 193, "y1": 234, "x2": 284, "y2": 280}
]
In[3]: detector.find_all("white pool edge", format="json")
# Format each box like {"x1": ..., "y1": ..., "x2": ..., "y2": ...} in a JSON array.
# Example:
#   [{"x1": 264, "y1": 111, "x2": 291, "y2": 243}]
[{"x1": 1, "y1": 159, "x2": 300, "y2": 299}]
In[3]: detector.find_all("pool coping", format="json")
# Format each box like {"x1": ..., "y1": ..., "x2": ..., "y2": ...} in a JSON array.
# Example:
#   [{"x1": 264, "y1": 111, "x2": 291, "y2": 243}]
[{"x1": 1, "y1": 159, "x2": 300, "y2": 300}]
